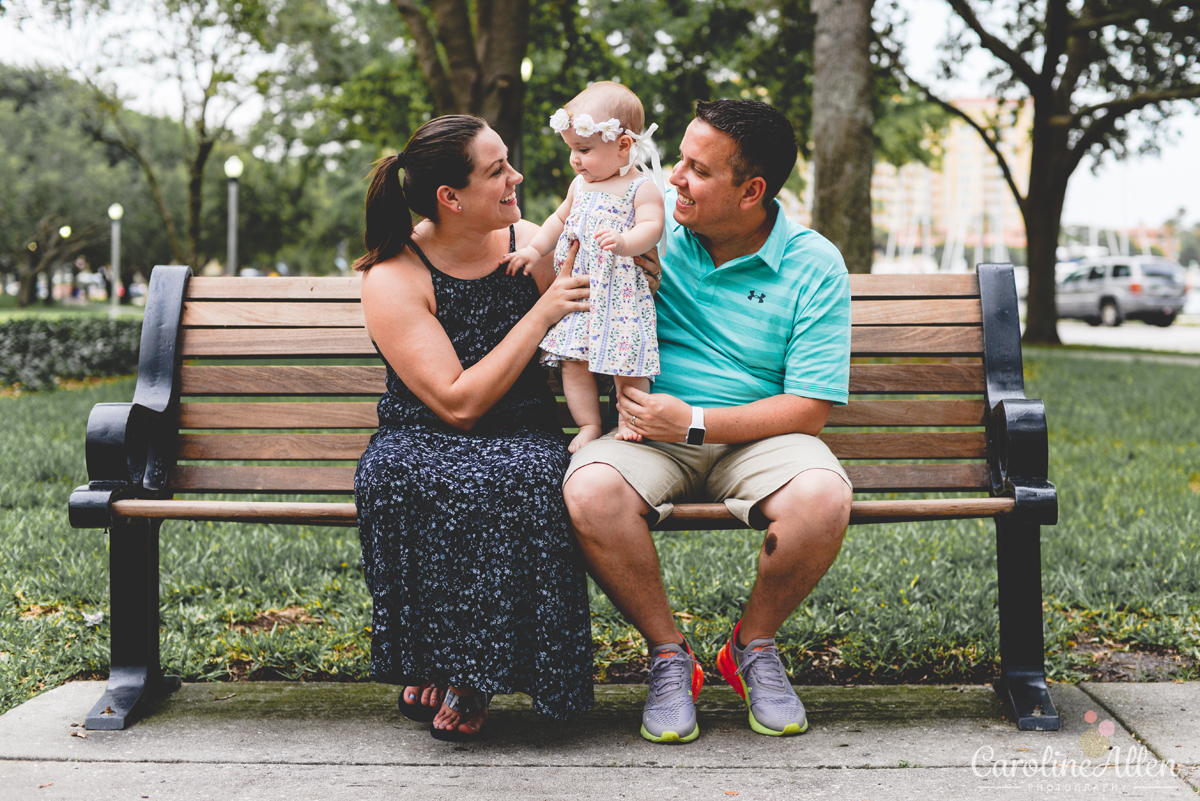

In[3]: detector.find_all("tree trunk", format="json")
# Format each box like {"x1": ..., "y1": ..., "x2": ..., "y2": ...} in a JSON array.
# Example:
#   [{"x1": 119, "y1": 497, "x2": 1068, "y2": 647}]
[
  {"x1": 393, "y1": 0, "x2": 529, "y2": 172},
  {"x1": 811, "y1": 0, "x2": 876, "y2": 274},
  {"x1": 1020, "y1": 117, "x2": 1071, "y2": 346}
]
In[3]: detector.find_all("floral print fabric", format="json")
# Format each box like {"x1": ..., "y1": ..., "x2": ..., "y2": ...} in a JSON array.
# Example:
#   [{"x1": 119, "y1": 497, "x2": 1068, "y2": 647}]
[
  {"x1": 540, "y1": 176, "x2": 660, "y2": 378},
  {"x1": 354, "y1": 230, "x2": 594, "y2": 721}
]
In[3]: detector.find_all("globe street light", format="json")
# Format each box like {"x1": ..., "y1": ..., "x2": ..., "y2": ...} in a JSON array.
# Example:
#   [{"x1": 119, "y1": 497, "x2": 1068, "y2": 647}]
[
  {"x1": 224, "y1": 155, "x2": 244, "y2": 276},
  {"x1": 109, "y1": 203, "x2": 124, "y2": 315}
]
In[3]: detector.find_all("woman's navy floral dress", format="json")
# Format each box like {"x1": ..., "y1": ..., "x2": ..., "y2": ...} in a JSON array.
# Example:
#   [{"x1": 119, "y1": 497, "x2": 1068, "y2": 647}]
[{"x1": 354, "y1": 228, "x2": 594, "y2": 720}]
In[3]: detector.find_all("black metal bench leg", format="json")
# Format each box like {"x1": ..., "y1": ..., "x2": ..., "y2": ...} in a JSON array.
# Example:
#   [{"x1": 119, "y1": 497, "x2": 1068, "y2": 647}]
[
  {"x1": 993, "y1": 515, "x2": 1060, "y2": 731},
  {"x1": 86, "y1": 517, "x2": 180, "y2": 730}
]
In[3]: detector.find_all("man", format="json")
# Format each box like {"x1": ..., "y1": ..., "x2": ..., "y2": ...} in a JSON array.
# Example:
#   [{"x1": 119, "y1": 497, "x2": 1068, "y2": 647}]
[{"x1": 563, "y1": 100, "x2": 852, "y2": 743}]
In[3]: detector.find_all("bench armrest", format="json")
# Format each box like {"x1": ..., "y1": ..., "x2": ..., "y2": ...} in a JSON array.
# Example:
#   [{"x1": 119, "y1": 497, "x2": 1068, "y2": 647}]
[{"x1": 70, "y1": 265, "x2": 191, "y2": 529}]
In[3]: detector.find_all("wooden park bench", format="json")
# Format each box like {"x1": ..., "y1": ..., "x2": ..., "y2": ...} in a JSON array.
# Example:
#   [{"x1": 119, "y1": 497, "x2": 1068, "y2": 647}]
[{"x1": 69, "y1": 263, "x2": 1058, "y2": 732}]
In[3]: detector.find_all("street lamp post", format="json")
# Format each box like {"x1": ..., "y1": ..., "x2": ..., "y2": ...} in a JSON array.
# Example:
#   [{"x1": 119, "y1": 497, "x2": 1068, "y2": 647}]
[
  {"x1": 108, "y1": 203, "x2": 123, "y2": 315},
  {"x1": 224, "y1": 156, "x2": 244, "y2": 277}
]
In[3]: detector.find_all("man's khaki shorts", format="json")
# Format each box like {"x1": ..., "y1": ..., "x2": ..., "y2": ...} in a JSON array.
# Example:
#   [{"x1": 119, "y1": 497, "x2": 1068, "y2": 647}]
[{"x1": 563, "y1": 432, "x2": 852, "y2": 530}]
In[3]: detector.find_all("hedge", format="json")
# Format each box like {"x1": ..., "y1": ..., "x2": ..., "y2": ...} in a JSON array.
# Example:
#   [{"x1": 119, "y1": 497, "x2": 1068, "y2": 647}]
[{"x1": 0, "y1": 318, "x2": 142, "y2": 390}]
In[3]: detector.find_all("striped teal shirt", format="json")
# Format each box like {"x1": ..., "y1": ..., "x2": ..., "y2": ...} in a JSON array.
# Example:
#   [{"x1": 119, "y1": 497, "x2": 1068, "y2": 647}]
[{"x1": 653, "y1": 189, "x2": 850, "y2": 407}]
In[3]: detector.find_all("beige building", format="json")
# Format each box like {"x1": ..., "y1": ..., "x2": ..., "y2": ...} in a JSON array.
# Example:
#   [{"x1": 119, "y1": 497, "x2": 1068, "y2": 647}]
[{"x1": 785, "y1": 98, "x2": 1033, "y2": 271}]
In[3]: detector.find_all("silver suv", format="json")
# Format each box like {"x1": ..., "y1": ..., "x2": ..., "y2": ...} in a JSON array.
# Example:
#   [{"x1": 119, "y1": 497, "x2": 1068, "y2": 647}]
[{"x1": 1056, "y1": 256, "x2": 1187, "y2": 327}]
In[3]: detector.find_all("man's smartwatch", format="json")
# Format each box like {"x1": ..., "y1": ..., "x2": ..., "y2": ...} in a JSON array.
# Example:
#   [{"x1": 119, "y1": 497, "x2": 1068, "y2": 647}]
[{"x1": 686, "y1": 406, "x2": 706, "y2": 445}]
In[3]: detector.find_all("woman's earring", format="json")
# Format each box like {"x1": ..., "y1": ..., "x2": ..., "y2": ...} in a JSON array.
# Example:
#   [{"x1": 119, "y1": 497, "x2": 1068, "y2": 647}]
[{"x1": 457, "y1": 204, "x2": 462, "y2": 211}]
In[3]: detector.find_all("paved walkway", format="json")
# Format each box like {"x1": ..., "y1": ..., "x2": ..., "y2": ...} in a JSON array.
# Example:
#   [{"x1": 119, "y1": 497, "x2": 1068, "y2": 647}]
[{"x1": 1, "y1": 681, "x2": 1196, "y2": 800}]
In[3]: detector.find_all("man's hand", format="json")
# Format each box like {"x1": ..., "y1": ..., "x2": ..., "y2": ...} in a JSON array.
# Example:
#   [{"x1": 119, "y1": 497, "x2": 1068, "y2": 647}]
[
  {"x1": 617, "y1": 384, "x2": 691, "y2": 443},
  {"x1": 631, "y1": 248, "x2": 661, "y2": 295}
]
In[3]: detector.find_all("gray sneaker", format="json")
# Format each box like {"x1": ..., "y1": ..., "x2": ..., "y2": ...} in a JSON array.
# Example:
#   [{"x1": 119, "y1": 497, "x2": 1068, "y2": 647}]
[
  {"x1": 716, "y1": 620, "x2": 807, "y2": 736},
  {"x1": 640, "y1": 639, "x2": 704, "y2": 743}
]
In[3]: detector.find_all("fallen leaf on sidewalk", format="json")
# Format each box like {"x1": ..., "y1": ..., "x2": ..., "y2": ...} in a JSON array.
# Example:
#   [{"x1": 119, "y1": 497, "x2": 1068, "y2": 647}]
[
  {"x1": 70, "y1": 730, "x2": 87, "y2": 738},
  {"x1": 39, "y1": 782, "x2": 52, "y2": 789}
]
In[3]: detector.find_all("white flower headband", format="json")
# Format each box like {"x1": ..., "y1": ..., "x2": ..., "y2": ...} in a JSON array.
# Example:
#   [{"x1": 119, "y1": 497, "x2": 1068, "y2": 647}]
[{"x1": 549, "y1": 108, "x2": 662, "y2": 178}]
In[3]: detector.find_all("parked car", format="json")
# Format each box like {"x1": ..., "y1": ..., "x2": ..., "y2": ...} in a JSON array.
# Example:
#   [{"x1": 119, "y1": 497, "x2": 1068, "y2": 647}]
[{"x1": 1056, "y1": 256, "x2": 1187, "y2": 327}]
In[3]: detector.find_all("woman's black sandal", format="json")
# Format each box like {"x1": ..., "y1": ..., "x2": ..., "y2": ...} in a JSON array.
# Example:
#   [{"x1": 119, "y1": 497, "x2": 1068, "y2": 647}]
[
  {"x1": 429, "y1": 688, "x2": 492, "y2": 742},
  {"x1": 398, "y1": 681, "x2": 440, "y2": 723}
]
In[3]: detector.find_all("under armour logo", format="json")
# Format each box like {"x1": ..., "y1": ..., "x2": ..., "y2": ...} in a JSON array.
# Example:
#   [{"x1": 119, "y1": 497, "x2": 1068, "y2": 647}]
[{"x1": 748, "y1": 290, "x2": 766, "y2": 303}]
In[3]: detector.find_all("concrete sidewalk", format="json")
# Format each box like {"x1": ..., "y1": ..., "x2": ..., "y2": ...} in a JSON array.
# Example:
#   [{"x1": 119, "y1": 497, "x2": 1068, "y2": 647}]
[{"x1": 0, "y1": 681, "x2": 1196, "y2": 800}]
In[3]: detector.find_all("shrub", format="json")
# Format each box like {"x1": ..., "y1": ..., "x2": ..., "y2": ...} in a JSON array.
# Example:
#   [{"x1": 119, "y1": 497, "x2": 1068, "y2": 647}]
[{"x1": 0, "y1": 318, "x2": 141, "y2": 390}]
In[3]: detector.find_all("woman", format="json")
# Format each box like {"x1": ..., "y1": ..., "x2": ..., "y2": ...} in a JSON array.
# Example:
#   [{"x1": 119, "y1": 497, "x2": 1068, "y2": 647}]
[{"x1": 353, "y1": 115, "x2": 593, "y2": 741}]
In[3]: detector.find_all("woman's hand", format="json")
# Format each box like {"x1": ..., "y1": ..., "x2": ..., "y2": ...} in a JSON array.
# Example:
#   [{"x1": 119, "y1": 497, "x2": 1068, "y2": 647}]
[{"x1": 532, "y1": 240, "x2": 589, "y2": 328}]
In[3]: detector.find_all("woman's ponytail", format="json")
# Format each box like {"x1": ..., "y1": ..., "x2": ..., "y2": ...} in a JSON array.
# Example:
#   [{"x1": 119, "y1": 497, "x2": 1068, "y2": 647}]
[{"x1": 353, "y1": 153, "x2": 412, "y2": 271}]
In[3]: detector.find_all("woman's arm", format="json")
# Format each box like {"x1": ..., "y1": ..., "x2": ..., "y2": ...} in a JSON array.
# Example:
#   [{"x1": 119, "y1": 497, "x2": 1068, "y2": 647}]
[{"x1": 363, "y1": 246, "x2": 587, "y2": 432}]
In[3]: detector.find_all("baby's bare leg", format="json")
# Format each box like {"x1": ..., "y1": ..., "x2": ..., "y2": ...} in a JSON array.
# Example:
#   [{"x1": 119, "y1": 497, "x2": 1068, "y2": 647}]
[
  {"x1": 562, "y1": 360, "x2": 602, "y2": 453},
  {"x1": 613, "y1": 376, "x2": 651, "y2": 442}
]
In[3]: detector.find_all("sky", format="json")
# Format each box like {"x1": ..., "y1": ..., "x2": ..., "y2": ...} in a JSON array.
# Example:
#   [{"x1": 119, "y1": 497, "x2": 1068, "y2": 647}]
[{"x1": 1, "y1": 0, "x2": 1196, "y2": 230}]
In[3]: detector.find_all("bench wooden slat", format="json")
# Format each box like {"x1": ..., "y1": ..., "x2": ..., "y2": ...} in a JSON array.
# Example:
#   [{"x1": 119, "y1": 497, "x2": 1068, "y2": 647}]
[
  {"x1": 185, "y1": 274, "x2": 979, "y2": 302},
  {"x1": 182, "y1": 301, "x2": 366, "y2": 328},
  {"x1": 179, "y1": 365, "x2": 386, "y2": 395},
  {"x1": 180, "y1": 324, "x2": 982, "y2": 358},
  {"x1": 109, "y1": 496, "x2": 1015, "y2": 527},
  {"x1": 847, "y1": 274, "x2": 979, "y2": 297},
  {"x1": 180, "y1": 363, "x2": 986, "y2": 396},
  {"x1": 177, "y1": 433, "x2": 372, "y2": 460},
  {"x1": 180, "y1": 328, "x2": 376, "y2": 357},
  {"x1": 850, "y1": 326, "x2": 982, "y2": 356},
  {"x1": 176, "y1": 431, "x2": 988, "y2": 461},
  {"x1": 848, "y1": 363, "x2": 985, "y2": 394},
  {"x1": 177, "y1": 399, "x2": 987, "y2": 431},
  {"x1": 168, "y1": 462, "x2": 989, "y2": 493},
  {"x1": 178, "y1": 402, "x2": 381, "y2": 429},
  {"x1": 850, "y1": 298, "x2": 982, "y2": 325},
  {"x1": 825, "y1": 400, "x2": 986, "y2": 427},
  {"x1": 186, "y1": 276, "x2": 362, "y2": 300}
]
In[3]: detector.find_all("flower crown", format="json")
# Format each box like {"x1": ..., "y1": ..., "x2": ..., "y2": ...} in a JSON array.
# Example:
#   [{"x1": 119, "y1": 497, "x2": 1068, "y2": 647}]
[{"x1": 549, "y1": 109, "x2": 627, "y2": 142}]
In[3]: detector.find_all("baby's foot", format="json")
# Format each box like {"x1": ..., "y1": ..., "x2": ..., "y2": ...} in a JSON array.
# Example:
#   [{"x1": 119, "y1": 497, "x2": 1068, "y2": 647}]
[
  {"x1": 614, "y1": 420, "x2": 643, "y2": 443},
  {"x1": 569, "y1": 424, "x2": 602, "y2": 453},
  {"x1": 432, "y1": 687, "x2": 489, "y2": 736}
]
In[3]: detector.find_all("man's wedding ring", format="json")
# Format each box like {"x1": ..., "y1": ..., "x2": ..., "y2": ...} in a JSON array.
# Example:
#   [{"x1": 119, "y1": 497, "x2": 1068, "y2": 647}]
[{"x1": 632, "y1": 416, "x2": 637, "y2": 426}]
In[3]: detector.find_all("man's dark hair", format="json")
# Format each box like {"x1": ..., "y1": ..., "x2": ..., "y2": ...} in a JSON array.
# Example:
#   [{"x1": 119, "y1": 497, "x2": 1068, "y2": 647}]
[{"x1": 694, "y1": 100, "x2": 798, "y2": 206}]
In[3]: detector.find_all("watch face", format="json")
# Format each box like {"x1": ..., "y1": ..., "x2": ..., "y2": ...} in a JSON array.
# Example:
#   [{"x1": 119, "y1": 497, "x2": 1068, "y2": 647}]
[{"x1": 687, "y1": 427, "x2": 704, "y2": 446}]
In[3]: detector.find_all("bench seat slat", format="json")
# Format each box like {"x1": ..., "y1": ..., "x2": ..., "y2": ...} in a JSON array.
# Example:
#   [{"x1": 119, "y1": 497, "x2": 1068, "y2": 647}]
[
  {"x1": 180, "y1": 324, "x2": 981, "y2": 358},
  {"x1": 186, "y1": 276, "x2": 362, "y2": 300},
  {"x1": 178, "y1": 402, "x2": 381, "y2": 429},
  {"x1": 847, "y1": 274, "x2": 979, "y2": 297},
  {"x1": 168, "y1": 462, "x2": 989, "y2": 493},
  {"x1": 187, "y1": 274, "x2": 981, "y2": 301},
  {"x1": 850, "y1": 326, "x2": 982, "y2": 356},
  {"x1": 109, "y1": 496, "x2": 1014, "y2": 528},
  {"x1": 176, "y1": 431, "x2": 988, "y2": 461},
  {"x1": 176, "y1": 399, "x2": 988, "y2": 431},
  {"x1": 826, "y1": 400, "x2": 986, "y2": 427},
  {"x1": 179, "y1": 363, "x2": 986, "y2": 396},
  {"x1": 180, "y1": 328, "x2": 376, "y2": 357},
  {"x1": 182, "y1": 301, "x2": 366, "y2": 327},
  {"x1": 850, "y1": 298, "x2": 982, "y2": 325}
]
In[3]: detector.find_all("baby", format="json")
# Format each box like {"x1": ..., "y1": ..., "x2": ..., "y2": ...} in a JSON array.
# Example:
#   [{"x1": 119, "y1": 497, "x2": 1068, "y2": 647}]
[{"x1": 505, "y1": 82, "x2": 665, "y2": 453}]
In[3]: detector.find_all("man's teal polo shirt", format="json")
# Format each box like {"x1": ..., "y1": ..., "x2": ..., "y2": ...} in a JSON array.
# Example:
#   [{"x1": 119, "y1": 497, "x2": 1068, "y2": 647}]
[{"x1": 653, "y1": 188, "x2": 850, "y2": 408}]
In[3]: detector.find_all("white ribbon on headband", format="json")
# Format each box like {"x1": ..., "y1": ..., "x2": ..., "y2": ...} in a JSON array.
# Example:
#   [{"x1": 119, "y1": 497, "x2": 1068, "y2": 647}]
[{"x1": 622, "y1": 123, "x2": 668, "y2": 256}]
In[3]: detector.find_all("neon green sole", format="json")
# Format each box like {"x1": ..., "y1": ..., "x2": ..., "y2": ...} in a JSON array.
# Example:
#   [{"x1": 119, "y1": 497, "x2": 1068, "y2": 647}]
[
  {"x1": 640, "y1": 723, "x2": 700, "y2": 743},
  {"x1": 747, "y1": 709, "x2": 808, "y2": 737}
]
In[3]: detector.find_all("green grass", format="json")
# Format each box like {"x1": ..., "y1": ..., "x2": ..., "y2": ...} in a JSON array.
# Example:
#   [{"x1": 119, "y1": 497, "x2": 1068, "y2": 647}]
[{"x1": 2, "y1": 350, "x2": 1198, "y2": 715}]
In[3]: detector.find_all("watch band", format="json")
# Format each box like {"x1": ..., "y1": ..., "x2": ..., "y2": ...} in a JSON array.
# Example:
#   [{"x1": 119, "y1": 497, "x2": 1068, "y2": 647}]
[{"x1": 686, "y1": 406, "x2": 706, "y2": 445}]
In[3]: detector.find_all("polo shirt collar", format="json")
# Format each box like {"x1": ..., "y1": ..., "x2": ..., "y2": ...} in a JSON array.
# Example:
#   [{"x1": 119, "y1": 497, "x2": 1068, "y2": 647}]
[{"x1": 667, "y1": 190, "x2": 788, "y2": 275}]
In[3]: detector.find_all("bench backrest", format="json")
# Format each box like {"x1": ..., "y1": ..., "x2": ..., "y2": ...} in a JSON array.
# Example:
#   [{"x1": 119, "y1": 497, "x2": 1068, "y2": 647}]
[{"x1": 169, "y1": 272, "x2": 994, "y2": 503}]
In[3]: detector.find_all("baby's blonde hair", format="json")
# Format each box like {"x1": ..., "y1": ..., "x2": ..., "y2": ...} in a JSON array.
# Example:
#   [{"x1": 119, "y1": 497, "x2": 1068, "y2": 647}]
[{"x1": 564, "y1": 81, "x2": 645, "y2": 137}]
